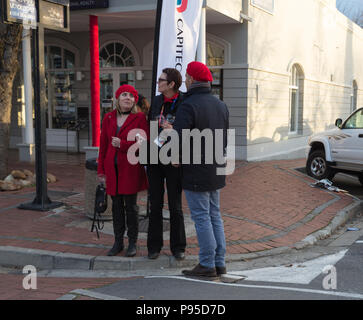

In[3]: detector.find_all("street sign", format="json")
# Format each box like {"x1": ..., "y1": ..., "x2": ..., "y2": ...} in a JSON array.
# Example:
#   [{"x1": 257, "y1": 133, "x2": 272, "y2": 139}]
[
  {"x1": 46, "y1": 0, "x2": 69, "y2": 4},
  {"x1": 39, "y1": 0, "x2": 70, "y2": 31},
  {"x1": 70, "y1": 0, "x2": 108, "y2": 11},
  {"x1": 2, "y1": 0, "x2": 37, "y2": 26},
  {"x1": 2, "y1": 0, "x2": 69, "y2": 31}
]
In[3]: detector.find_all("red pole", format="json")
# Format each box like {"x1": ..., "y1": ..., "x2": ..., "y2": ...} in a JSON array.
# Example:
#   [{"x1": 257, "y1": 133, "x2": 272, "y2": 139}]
[{"x1": 90, "y1": 15, "x2": 100, "y2": 147}]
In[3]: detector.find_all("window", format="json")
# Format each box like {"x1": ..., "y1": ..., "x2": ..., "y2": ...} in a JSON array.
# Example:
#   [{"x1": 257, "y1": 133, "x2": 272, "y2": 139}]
[
  {"x1": 289, "y1": 64, "x2": 304, "y2": 134},
  {"x1": 351, "y1": 80, "x2": 358, "y2": 113},
  {"x1": 207, "y1": 41, "x2": 224, "y2": 67},
  {"x1": 344, "y1": 109, "x2": 363, "y2": 129},
  {"x1": 99, "y1": 42, "x2": 136, "y2": 68},
  {"x1": 251, "y1": 0, "x2": 274, "y2": 14},
  {"x1": 207, "y1": 41, "x2": 225, "y2": 100},
  {"x1": 45, "y1": 45, "x2": 76, "y2": 129}
]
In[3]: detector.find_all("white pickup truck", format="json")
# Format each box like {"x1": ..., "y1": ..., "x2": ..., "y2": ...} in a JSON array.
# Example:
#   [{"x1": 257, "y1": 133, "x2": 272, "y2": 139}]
[{"x1": 306, "y1": 107, "x2": 363, "y2": 186}]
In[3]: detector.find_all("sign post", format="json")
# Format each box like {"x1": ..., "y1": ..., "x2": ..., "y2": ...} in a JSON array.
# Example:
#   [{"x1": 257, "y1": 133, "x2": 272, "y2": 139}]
[{"x1": 2, "y1": 0, "x2": 71, "y2": 211}]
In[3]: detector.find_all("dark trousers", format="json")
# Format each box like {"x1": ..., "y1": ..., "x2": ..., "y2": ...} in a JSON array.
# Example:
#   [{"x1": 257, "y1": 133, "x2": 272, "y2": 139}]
[
  {"x1": 147, "y1": 164, "x2": 186, "y2": 254},
  {"x1": 111, "y1": 194, "x2": 139, "y2": 243},
  {"x1": 111, "y1": 165, "x2": 138, "y2": 243}
]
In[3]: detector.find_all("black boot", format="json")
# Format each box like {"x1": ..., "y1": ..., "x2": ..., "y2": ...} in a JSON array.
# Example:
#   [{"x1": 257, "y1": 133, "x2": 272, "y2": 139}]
[
  {"x1": 107, "y1": 238, "x2": 124, "y2": 256},
  {"x1": 108, "y1": 195, "x2": 126, "y2": 256},
  {"x1": 125, "y1": 194, "x2": 139, "y2": 258},
  {"x1": 125, "y1": 241, "x2": 137, "y2": 257}
]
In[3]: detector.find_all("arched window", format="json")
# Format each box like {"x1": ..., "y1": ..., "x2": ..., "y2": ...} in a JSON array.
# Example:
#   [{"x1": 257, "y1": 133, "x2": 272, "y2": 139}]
[
  {"x1": 289, "y1": 64, "x2": 304, "y2": 134},
  {"x1": 352, "y1": 80, "x2": 358, "y2": 112},
  {"x1": 99, "y1": 42, "x2": 136, "y2": 68}
]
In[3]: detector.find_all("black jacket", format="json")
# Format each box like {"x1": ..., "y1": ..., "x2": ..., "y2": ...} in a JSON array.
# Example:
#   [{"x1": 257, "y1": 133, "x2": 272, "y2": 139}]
[
  {"x1": 146, "y1": 92, "x2": 184, "y2": 165},
  {"x1": 173, "y1": 86, "x2": 229, "y2": 192},
  {"x1": 148, "y1": 92, "x2": 184, "y2": 124}
]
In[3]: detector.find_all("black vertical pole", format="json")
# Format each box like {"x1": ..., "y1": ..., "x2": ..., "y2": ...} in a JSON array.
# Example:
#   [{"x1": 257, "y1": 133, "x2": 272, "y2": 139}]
[
  {"x1": 151, "y1": 0, "x2": 163, "y2": 105},
  {"x1": 146, "y1": 0, "x2": 163, "y2": 218},
  {"x1": 19, "y1": 0, "x2": 62, "y2": 211}
]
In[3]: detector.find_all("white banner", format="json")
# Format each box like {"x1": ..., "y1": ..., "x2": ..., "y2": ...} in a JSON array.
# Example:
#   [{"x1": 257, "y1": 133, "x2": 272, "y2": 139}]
[{"x1": 157, "y1": 0, "x2": 203, "y2": 92}]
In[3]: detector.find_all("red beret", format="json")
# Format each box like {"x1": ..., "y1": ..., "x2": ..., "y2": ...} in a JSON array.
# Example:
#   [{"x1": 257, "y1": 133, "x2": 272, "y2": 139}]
[
  {"x1": 115, "y1": 84, "x2": 139, "y2": 104},
  {"x1": 186, "y1": 61, "x2": 213, "y2": 82}
]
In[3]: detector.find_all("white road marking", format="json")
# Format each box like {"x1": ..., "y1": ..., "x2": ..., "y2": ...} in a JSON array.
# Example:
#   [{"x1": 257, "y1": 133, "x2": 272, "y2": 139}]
[
  {"x1": 70, "y1": 289, "x2": 126, "y2": 300},
  {"x1": 145, "y1": 275, "x2": 363, "y2": 300},
  {"x1": 228, "y1": 250, "x2": 348, "y2": 284},
  {"x1": 356, "y1": 241, "x2": 363, "y2": 244}
]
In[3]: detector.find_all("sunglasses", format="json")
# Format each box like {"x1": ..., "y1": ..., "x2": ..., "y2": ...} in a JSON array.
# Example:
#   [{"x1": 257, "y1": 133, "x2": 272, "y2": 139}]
[{"x1": 158, "y1": 78, "x2": 169, "y2": 83}]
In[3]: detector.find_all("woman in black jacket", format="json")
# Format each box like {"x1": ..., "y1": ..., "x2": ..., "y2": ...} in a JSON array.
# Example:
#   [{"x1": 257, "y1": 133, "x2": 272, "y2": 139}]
[{"x1": 147, "y1": 68, "x2": 186, "y2": 260}]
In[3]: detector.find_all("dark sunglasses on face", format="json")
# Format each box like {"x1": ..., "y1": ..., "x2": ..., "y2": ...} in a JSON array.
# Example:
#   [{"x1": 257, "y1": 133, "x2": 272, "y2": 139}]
[{"x1": 158, "y1": 78, "x2": 168, "y2": 83}]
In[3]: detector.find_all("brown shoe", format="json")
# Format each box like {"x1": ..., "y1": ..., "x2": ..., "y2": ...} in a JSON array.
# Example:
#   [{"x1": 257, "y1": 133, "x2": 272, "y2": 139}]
[
  {"x1": 216, "y1": 266, "x2": 227, "y2": 275},
  {"x1": 182, "y1": 264, "x2": 217, "y2": 277}
]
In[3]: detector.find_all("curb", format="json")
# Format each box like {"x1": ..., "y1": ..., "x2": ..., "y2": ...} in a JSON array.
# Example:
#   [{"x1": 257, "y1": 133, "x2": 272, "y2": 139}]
[
  {"x1": 0, "y1": 246, "x2": 197, "y2": 271},
  {"x1": 293, "y1": 199, "x2": 363, "y2": 250},
  {"x1": 0, "y1": 200, "x2": 361, "y2": 272}
]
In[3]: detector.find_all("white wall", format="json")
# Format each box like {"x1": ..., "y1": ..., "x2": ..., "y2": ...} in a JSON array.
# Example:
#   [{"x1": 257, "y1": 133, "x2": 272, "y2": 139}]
[{"x1": 246, "y1": 0, "x2": 363, "y2": 161}]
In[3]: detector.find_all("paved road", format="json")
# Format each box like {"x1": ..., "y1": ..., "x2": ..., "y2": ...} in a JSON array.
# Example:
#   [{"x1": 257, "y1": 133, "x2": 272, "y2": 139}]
[
  {"x1": 75, "y1": 237, "x2": 363, "y2": 301},
  {"x1": 332, "y1": 173, "x2": 363, "y2": 200}
]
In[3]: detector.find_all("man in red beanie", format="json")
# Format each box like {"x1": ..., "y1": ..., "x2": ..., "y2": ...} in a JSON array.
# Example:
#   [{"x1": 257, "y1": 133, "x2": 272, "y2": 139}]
[{"x1": 173, "y1": 61, "x2": 229, "y2": 278}]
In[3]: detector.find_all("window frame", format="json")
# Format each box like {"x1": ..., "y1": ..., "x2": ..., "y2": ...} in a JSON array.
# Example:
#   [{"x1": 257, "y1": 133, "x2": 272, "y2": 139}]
[
  {"x1": 45, "y1": 45, "x2": 77, "y2": 129},
  {"x1": 250, "y1": 0, "x2": 275, "y2": 15},
  {"x1": 99, "y1": 41, "x2": 137, "y2": 69},
  {"x1": 288, "y1": 64, "x2": 304, "y2": 135}
]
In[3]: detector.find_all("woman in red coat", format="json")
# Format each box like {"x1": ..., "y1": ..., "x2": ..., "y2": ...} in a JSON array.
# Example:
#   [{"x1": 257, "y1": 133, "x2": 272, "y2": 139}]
[{"x1": 97, "y1": 85, "x2": 148, "y2": 257}]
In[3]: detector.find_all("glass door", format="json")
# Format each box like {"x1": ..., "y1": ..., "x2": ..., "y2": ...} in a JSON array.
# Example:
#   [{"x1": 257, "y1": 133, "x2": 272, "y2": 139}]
[
  {"x1": 119, "y1": 72, "x2": 135, "y2": 87},
  {"x1": 100, "y1": 71, "x2": 135, "y2": 121},
  {"x1": 100, "y1": 73, "x2": 114, "y2": 121}
]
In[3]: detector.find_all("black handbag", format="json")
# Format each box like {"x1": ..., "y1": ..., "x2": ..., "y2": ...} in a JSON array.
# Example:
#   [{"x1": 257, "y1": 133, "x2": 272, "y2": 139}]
[
  {"x1": 95, "y1": 183, "x2": 108, "y2": 213},
  {"x1": 91, "y1": 183, "x2": 107, "y2": 238}
]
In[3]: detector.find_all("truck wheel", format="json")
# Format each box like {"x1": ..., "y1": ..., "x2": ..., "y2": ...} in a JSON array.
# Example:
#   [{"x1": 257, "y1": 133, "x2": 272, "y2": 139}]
[{"x1": 306, "y1": 150, "x2": 335, "y2": 180}]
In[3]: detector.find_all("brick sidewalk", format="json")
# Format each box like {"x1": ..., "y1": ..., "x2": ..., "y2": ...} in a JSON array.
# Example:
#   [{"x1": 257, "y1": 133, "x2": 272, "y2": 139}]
[{"x1": 0, "y1": 151, "x2": 358, "y2": 261}]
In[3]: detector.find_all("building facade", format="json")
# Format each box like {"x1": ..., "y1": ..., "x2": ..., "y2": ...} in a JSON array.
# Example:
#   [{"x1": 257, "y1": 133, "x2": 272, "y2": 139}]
[{"x1": 10, "y1": 0, "x2": 363, "y2": 161}]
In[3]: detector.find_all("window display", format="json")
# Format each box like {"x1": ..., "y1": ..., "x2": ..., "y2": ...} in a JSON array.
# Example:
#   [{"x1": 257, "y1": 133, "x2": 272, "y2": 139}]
[
  {"x1": 47, "y1": 71, "x2": 76, "y2": 129},
  {"x1": 45, "y1": 46, "x2": 76, "y2": 129}
]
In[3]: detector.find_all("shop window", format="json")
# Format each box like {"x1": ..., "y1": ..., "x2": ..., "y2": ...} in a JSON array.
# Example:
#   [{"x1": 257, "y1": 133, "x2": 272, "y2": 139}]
[
  {"x1": 100, "y1": 42, "x2": 136, "y2": 68},
  {"x1": 207, "y1": 41, "x2": 224, "y2": 100},
  {"x1": 45, "y1": 45, "x2": 76, "y2": 129},
  {"x1": 207, "y1": 41, "x2": 224, "y2": 67},
  {"x1": 289, "y1": 64, "x2": 304, "y2": 134}
]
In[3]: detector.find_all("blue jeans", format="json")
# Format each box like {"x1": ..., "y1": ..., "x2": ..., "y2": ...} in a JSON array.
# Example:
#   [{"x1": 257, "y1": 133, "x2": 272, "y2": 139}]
[{"x1": 184, "y1": 190, "x2": 226, "y2": 269}]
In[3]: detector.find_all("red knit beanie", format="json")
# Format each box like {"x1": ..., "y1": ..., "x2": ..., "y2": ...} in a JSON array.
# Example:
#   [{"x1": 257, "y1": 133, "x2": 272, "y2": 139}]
[
  {"x1": 186, "y1": 61, "x2": 213, "y2": 82},
  {"x1": 115, "y1": 84, "x2": 139, "y2": 104}
]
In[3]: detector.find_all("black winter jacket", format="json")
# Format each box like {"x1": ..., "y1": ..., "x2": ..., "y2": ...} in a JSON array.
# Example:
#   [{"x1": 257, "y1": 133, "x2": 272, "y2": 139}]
[
  {"x1": 148, "y1": 92, "x2": 184, "y2": 124},
  {"x1": 173, "y1": 86, "x2": 229, "y2": 192},
  {"x1": 146, "y1": 92, "x2": 184, "y2": 165}
]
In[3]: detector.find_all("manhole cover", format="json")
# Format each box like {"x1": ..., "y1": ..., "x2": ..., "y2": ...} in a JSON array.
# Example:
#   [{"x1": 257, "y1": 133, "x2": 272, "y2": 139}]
[{"x1": 138, "y1": 217, "x2": 170, "y2": 233}]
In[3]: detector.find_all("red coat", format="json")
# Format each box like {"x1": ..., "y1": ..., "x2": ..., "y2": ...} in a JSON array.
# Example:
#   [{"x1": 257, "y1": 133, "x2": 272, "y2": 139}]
[{"x1": 97, "y1": 110, "x2": 149, "y2": 196}]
